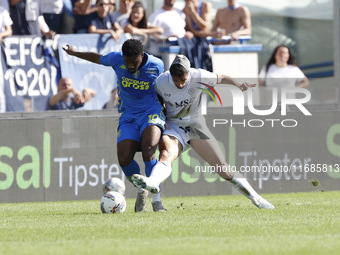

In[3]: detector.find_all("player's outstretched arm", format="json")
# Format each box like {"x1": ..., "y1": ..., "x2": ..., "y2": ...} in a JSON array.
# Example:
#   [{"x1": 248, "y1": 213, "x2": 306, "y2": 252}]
[
  {"x1": 217, "y1": 74, "x2": 256, "y2": 92},
  {"x1": 62, "y1": 44, "x2": 102, "y2": 64}
]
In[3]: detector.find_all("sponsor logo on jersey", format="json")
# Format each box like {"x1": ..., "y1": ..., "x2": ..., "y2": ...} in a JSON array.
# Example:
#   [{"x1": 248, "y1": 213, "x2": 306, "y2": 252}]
[
  {"x1": 121, "y1": 77, "x2": 150, "y2": 90},
  {"x1": 145, "y1": 68, "x2": 158, "y2": 74},
  {"x1": 196, "y1": 82, "x2": 222, "y2": 106},
  {"x1": 174, "y1": 98, "x2": 195, "y2": 108}
]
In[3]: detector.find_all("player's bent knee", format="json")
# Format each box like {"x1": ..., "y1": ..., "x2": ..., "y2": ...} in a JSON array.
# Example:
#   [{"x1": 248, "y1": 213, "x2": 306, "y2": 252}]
[
  {"x1": 118, "y1": 154, "x2": 134, "y2": 167},
  {"x1": 159, "y1": 149, "x2": 177, "y2": 162},
  {"x1": 141, "y1": 146, "x2": 158, "y2": 161}
]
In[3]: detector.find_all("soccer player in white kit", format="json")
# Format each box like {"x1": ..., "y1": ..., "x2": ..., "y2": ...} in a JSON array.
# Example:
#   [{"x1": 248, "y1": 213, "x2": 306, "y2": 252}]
[{"x1": 132, "y1": 55, "x2": 274, "y2": 209}]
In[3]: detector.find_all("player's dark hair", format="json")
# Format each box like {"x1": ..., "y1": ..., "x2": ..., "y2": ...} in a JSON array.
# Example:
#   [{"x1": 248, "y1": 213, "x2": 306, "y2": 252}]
[
  {"x1": 169, "y1": 64, "x2": 187, "y2": 78},
  {"x1": 265, "y1": 45, "x2": 297, "y2": 73},
  {"x1": 122, "y1": 39, "x2": 144, "y2": 57}
]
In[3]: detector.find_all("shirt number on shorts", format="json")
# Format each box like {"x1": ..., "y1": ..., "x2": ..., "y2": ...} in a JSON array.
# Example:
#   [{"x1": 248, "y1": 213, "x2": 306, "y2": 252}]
[{"x1": 148, "y1": 114, "x2": 161, "y2": 124}]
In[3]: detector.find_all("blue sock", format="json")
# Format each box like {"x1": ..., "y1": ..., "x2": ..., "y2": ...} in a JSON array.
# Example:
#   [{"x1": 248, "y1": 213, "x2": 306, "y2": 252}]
[
  {"x1": 121, "y1": 160, "x2": 140, "y2": 182},
  {"x1": 144, "y1": 158, "x2": 157, "y2": 177}
]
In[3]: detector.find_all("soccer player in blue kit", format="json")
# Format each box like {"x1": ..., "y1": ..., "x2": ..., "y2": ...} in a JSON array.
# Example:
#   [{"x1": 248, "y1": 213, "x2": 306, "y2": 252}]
[{"x1": 63, "y1": 39, "x2": 167, "y2": 212}]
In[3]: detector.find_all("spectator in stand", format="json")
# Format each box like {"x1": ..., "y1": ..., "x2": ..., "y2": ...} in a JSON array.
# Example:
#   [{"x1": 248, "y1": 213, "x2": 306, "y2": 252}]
[
  {"x1": 181, "y1": 0, "x2": 212, "y2": 70},
  {"x1": 9, "y1": 0, "x2": 55, "y2": 37},
  {"x1": 122, "y1": 2, "x2": 163, "y2": 40},
  {"x1": 111, "y1": 0, "x2": 135, "y2": 27},
  {"x1": 0, "y1": 5, "x2": 13, "y2": 39},
  {"x1": 0, "y1": 3, "x2": 11, "y2": 113},
  {"x1": 48, "y1": 77, "x2": 96, "y2": 110},
  {"x1": 148, "y1": 0, "x2": 193, "y2": 58},
  {"x1": 88, "y1": 0, "x2": 123, "y2": 41},
  {"x1": 211, "y1": 0, "x2": 251, "y2": 43},
  {"x1": 72, "y1": 0, "x2": 96, "y2": 33},
  {"x1": 40, "y1": 0, "x2": 64, "y2": 34},
  {"x1": 258, "y1": 45, "x2": 310, "y2": 90},
  {"x1": 183, "y1": 0, "x2": 212, "y2": 37},
  {"x1": 103, "y1": 88, "x2": 119, "y2": 109},
  {"x1": 108, "y1": 0, "x2": 116, "y2": 13}
]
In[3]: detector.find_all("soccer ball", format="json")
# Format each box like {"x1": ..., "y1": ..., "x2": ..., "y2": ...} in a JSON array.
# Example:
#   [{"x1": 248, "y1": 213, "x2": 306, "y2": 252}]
[
  {"x1": 100, "y1": 191, "x2": 126, "y2": 214},
  {"x1": 103, "y1": 177, "x2": 125, "y2": 195}
]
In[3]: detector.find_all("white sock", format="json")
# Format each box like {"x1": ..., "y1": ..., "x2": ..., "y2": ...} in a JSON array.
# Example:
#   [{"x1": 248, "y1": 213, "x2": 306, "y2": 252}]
[
  {"x1": 152, "y1": 192, "x2": 161, "y2": 203},
  {"x1": 230, "y1": 171, "x2": 260, "y2": 200},
  {"x1": 149, "y1": 161, "x2": 172, "y2": 185}
]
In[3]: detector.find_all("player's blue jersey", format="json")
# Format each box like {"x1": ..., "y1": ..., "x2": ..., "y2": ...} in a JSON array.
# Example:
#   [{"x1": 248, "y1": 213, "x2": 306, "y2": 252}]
[{"x1": 100, "y1": 52, "x2": 164, "y2": 113}]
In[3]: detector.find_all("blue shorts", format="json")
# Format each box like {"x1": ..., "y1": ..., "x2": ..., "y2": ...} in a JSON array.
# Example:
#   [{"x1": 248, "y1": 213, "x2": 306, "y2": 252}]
[{"x1": 117, "y1": 104, "x2": 165, "y2": 144}]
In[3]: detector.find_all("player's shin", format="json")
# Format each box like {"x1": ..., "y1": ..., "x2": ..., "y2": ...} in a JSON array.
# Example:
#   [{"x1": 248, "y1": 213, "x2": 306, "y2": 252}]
[
  {"x1": 229, "y1": 171, "x2": 260, "y2": 200},
  {"x1": 145, "y1": 159, "x2": 162, "y2": 200},
  {"x1": 144, "y1": 158, "x2": 158, "y2": 177},
  {"x1": 130, "y1": 161, "x2": 172, "y2": 194},
  {"x1": 121, "y1": 159, "x2": 141, "y2": 184},
  {"x1": 149, "y1": 161, "x2": 172, "y2": 186}
]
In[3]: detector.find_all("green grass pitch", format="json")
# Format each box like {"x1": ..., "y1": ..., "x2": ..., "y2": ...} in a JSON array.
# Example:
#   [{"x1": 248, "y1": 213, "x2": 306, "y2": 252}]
[{"x1": 1, "y1": 191, "x2": 340, "y2": 255}]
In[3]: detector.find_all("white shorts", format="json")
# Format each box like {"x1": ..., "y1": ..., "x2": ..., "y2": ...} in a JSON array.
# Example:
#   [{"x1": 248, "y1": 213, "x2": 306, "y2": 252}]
[{"x1": 164, "y1": 115, "x2": 215, "y2": 151}]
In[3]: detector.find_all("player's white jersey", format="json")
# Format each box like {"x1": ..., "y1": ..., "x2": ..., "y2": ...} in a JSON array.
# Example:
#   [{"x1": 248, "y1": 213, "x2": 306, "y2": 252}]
[{"x1": 155, "y1": 68, "x2": 218, "y2": 118}]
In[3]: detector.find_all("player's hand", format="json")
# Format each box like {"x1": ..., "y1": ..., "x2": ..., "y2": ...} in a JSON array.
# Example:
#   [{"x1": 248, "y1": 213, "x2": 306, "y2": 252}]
[
  {"x1": 239, "y1": 82, "x2": 256, "y2": 91},
  {"x1": 62, "y1": 44, "x2": 77, "y2": 56}
]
